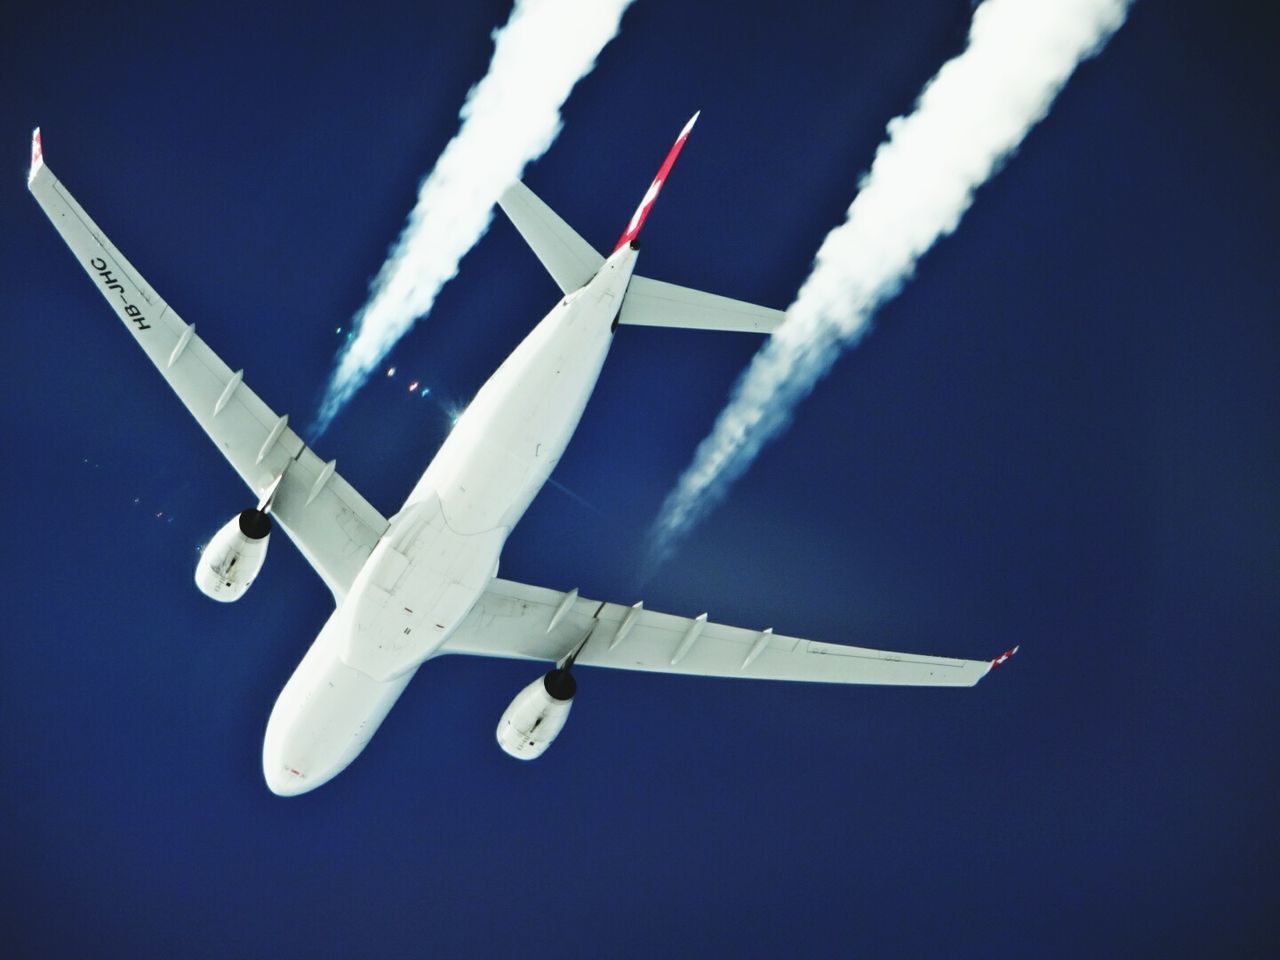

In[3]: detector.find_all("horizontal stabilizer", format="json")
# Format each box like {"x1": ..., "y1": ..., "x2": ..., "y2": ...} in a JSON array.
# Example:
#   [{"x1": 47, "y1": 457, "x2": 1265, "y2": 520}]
[
  {"x1": 498, "y1": 179, "x2": 603, "y2": 294},
  {"x1": 618, "y1": 276, "x2": 785, "y2": 334}
]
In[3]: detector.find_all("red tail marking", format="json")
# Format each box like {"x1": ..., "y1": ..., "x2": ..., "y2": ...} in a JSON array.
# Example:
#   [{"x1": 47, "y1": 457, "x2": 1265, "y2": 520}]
[{"x1": 613, "y1": 112, "x2": 700, "y2": 253}]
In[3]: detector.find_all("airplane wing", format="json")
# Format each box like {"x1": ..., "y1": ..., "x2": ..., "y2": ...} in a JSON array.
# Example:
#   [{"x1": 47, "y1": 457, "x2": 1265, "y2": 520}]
[
  {"x1": 27, "y1": 130, "x2": 386, "y2": 600},
  {"x1": 442, "y1": 578, "x2": 1012, "y2": 687}
]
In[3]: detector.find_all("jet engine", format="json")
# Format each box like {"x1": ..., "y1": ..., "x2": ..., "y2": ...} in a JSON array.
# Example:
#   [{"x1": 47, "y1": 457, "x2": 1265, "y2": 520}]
[
  {"x1": 496, "y1": 667, "x2": 577, "y2": 760},
  {"x1": 195, "y1": 508, "x2": 272, "y2": 602}
]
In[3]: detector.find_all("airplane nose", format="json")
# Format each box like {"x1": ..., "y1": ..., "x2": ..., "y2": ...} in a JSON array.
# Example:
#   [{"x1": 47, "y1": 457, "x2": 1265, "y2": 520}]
[
  {"x1": 263, "y1": 761, "x2": 311, "y2": 797},
  {"x1": 259, "y1": 612, "x2": 418, "y2": 797},
  {"x1": 262, "y1": 716, "x2": 320, "y2": 796}
]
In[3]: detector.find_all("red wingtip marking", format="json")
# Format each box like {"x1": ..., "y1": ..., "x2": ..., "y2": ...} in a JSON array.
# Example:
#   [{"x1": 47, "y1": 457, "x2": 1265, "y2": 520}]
[
  {"x1": 612, "y1": 112, "x2": 700, "y2": 253},
  {"x1": 990, "y1": 644, "x2": 1020, "y2": 669},
  {"x1": 30, "y1": 127, "x2": 43, "y2": 175}
]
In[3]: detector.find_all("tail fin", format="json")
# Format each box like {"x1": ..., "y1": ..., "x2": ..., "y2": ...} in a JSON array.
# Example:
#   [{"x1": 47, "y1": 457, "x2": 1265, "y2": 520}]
[
  {"x1": 613, "y1": 112, "x2": 699, "y2": 253},
  {"x1": 497, "y1": 112, "x2": 785, "y2": 334},
  {"x1": 496, "y1": 112, "x2": 698, "y2": 291}
]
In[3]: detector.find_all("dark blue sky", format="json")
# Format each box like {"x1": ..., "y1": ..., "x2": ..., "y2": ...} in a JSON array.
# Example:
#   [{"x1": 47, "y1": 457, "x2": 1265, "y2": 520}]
[{"x1": 3, "y1": 1, "x2": 1276, "y2": 956}]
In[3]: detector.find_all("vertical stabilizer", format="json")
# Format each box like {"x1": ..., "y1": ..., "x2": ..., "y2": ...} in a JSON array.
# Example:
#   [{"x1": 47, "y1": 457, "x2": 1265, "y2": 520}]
[{"x1": 612, "y1": 112, "x2": 699, "y2": 253}]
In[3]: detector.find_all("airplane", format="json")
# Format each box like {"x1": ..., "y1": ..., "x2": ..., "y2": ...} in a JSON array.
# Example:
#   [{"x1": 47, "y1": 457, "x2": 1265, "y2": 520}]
[{"x1": 27, "y1": 117, "x2": 1017, "y2": 796}]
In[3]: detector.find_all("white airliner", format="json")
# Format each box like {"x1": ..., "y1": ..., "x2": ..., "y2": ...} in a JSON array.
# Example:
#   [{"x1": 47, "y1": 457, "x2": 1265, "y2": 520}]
[{"x1": 28, "y1": 119, "x2": 1016, "y2": 795}]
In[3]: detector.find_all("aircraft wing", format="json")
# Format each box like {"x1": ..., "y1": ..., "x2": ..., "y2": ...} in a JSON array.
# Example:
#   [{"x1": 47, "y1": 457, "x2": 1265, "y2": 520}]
[
  {"x1": 442, "y1": 578, "x2": 1010, "y2": 687},
  {"x1": 27, "y1": 130, "x2": 387, "y2": 600}
]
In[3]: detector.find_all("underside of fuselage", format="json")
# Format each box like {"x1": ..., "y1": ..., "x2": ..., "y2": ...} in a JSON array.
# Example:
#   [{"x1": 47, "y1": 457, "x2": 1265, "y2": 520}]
[{"x1": 261, "y1": 244, "x2": 639, "y2": 794}]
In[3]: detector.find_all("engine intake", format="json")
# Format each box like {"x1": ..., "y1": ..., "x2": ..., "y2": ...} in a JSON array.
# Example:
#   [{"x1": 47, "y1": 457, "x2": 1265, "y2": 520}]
[{"x1": 195, "y1": 509, "x2": 272, "y2": 602}]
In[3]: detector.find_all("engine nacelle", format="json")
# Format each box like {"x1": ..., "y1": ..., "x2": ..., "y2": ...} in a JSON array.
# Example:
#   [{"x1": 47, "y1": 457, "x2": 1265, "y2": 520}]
[
  {"x1": 195, "y1": 509, "x2": 272, "y2": 602},
  {"x1": 496, "y1": 669, "x2": 577, "y2": 760}
]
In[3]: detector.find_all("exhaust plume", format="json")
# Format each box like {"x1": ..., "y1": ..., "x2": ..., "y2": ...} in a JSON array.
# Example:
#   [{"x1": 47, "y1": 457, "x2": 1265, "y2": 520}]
[
  {"x1": 312, "y1": 0, "x2": 634, "y2": 437},
  {"x1": 644, "y1": 0, "x2": 1129, "y2": 574}
]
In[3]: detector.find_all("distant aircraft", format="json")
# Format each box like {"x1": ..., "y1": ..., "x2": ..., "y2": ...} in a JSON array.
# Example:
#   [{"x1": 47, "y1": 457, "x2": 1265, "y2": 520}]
[{"x1": 28, "y1": 118, "x2": 1016, "y2": 795}]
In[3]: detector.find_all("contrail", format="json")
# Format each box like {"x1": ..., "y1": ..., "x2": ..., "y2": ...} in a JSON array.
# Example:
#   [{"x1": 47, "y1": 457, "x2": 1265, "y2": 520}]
[
  {"x1": 312, "y1": 0, "x2": 635, "y2": 437},
  {"x1": 644, "y1": 0, "x2": 1130, "y2": 575}
]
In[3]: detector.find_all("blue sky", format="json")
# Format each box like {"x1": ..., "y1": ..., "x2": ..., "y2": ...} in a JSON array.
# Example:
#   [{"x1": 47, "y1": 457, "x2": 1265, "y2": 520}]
[{"x1": 2, "y1": 1, "x2": 1276, "y2": 956}]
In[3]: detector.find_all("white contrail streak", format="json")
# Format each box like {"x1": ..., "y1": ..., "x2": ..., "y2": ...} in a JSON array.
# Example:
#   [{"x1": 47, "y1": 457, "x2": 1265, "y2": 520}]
[
  {"x1": 312, "y1": 0, "x2": 634, "y2": 437},
  {"x1": 645, "y1": 0, "x2": 1129, "y2": 574}
]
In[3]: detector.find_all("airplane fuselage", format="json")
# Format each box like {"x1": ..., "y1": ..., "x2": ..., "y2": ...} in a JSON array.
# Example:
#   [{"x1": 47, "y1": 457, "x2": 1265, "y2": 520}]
[{"x1": 261, "y1": 244, "x2": 638, "y2": 794}]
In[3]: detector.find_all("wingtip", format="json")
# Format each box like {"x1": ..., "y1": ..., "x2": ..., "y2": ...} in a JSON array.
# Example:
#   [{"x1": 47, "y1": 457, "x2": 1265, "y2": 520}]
[
  {"x1": 682, "y1": 111, "x2": 701, "y2": 137},
  {"x1": 989, "y1": 644, "x2": 1020, "y2": 671},
  {"x1": 28, "y1": 127, "x2": 44, "y2": 183}
]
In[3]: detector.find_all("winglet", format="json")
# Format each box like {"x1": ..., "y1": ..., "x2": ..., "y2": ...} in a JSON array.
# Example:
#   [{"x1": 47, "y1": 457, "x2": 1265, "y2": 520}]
[
  {"x1": 989, "y1": 644, "x2": 1020, "y2": 672},
  {"x1": 29, "y1": 127, "x2": 44, "y2": 185},
  {"x1": 612, "y1": 111, "x2": 699, "y2": 253}
]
